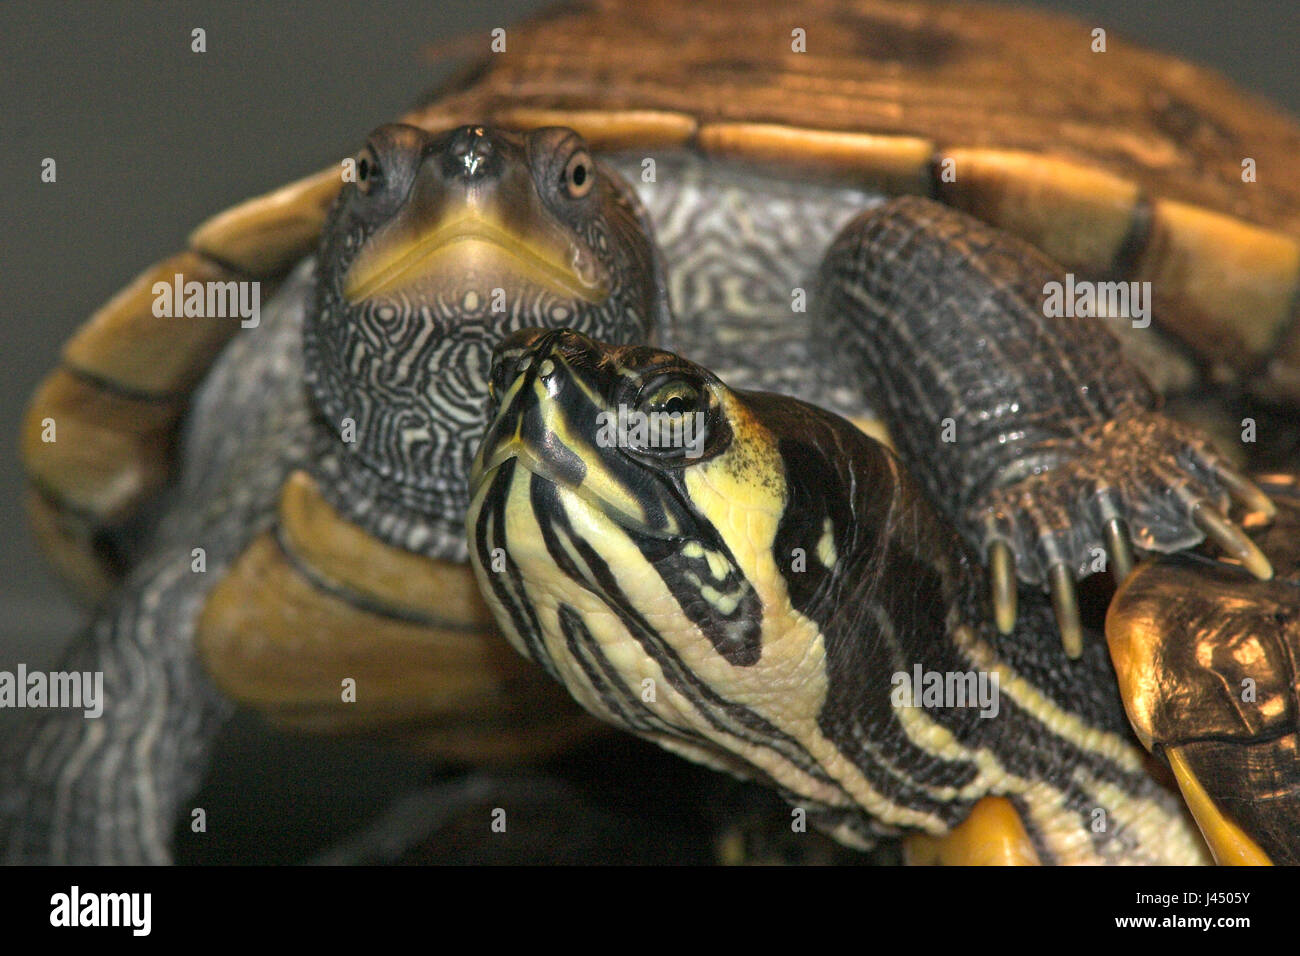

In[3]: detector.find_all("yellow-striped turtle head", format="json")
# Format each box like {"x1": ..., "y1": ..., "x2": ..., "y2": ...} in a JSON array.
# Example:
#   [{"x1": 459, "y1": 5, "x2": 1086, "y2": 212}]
[{"x1": 466, "y1": 328, "x2": 912, "y2": 821}]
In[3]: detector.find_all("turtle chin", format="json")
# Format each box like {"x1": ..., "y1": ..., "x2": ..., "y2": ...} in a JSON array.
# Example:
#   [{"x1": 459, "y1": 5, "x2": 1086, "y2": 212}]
[{"x1": 302, "y1": 276, "x2": 659, "y2": 562}]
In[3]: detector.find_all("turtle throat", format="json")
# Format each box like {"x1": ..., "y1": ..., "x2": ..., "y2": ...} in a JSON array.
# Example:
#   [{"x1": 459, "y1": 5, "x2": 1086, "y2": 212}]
[{"x1": 305, "y1": 411, "x2": 472, "y2": 561}]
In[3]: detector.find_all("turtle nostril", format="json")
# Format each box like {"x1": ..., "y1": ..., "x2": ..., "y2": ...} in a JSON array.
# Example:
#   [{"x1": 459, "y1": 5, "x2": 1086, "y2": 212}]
[
  {"x1": 443, "y1": 125, "x2": 498, "y2": 180},
  {"x1": 490, "y1": 328, "x2": 578, "y2": 397}
]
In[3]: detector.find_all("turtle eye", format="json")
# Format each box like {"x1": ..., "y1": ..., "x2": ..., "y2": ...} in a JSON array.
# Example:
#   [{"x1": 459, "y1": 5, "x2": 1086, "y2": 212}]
[
  {"x1": 356, "y1": 146, "x2": 383, "y2": 195},
  {"x1": 562, "y1": 150, "x2": 595, "y2": 199},
  {"x1": 630, "y1": 376, "x2": 708, "y2": 457},
  {"x1": 636, "y1": 378, "x2": 700, "y2": 416}
]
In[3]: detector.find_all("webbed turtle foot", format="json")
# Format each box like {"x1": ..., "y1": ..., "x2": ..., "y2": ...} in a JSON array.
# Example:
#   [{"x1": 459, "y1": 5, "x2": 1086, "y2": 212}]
[{"x1": 971, "y1": 410, "x2": 1275, "y2": 657}]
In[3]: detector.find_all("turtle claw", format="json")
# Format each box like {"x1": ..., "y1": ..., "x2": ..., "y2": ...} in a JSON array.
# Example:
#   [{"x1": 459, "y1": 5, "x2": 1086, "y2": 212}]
[
  {"x1": 1191, "y1": 502, "x2": 1273, "y2": 581},
  {"x1": 1103, "y1": 516, "x2": 1135, "y2": 583},
  {"x1": 970, "y1": 411, "x2": 1276, "y2": 648},
  {"x1": 1048, "y1": 563, "x2": 1083, "y2": 659},
  {"x1": 1205, "y1": 462, "x2": 1277, "y2": 523},
  {"x1": 988, "y1": 540, "x2": 1017, "y2": 635},
  {"x1": 987, "y1": 516, "x2": 1125, "y2": 651}
]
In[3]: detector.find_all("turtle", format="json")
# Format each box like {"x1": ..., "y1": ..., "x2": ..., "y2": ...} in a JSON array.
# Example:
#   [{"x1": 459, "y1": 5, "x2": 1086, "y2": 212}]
[
  {"x1": 465, "y1": 318, "x2": 1300, "y2": 865},
  {"x1": 7, "y1": 0, "x2": 1300, "y2": 864}
]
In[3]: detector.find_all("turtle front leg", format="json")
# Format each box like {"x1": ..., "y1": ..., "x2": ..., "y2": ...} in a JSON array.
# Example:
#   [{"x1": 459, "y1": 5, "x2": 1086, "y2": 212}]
[
  {"x1": 0, "y1": 551, "x2": 231, "y2": 864},
  {"x1": 814, "y1": 196, "x2": 1274, "y2": 655}
]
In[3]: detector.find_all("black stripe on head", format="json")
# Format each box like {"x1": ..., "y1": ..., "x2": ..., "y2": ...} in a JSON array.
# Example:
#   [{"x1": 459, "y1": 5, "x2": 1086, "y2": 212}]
[
  {"x1": 471, "y1": 457, "x2": 562, "y2": 681},
  {"x1": 557, "y1": 602, "x2": 700, "y2": 742},
  {"x1": 631, "y1": 519, "x2": 764, "y2": 667},
  {"x1": 746, "y1": 391, "x2": 985, "y2": 814},
  {"x1": 527, "y1": 473, "x2": 848, "y2": 792},
  {"x1": 556, "y1": 601, "x2": 835, "y2": 808}
]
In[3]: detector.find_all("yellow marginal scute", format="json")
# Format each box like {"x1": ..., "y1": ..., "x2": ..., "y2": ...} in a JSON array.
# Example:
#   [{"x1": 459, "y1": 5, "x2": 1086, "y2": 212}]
[
  {"x1": 492, "y1": 107, "x2": 697, "y2": 150},
  {"x1": 278, "y1": 469, "x2": 490, "y2": 627},
  {"x1": 197, "y1": 470, "x2": 597, "y2": 760},
  {"x1": 21, "y1": 369, "x2": 177, "y2": 525},
  {"x1": 189, "y1": 166, "x2": 342, "y2": 278}
]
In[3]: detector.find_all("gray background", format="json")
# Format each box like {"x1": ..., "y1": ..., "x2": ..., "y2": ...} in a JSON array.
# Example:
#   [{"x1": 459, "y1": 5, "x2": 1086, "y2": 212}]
[{"x1": 0, "y1": 0, "x2": 1296, "y2": 859}]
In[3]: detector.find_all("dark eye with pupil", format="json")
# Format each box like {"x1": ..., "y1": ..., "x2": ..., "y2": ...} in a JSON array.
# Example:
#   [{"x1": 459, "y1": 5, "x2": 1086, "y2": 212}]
[
  {"x1": 563, "y1": 150, "x2": 594, "y2": 198},
  {"x1": 639, "y1": 379, "x2": 699, "y2": 417},
  {"x1": 661, "y1": 395, "x2": 687, "y2": 415},
  {"x1": 631, "y1": 377, "x2": 708, "y2": 459},
  {"x1": 356, "y1": 150, "x2": 382, "y2": 195}
]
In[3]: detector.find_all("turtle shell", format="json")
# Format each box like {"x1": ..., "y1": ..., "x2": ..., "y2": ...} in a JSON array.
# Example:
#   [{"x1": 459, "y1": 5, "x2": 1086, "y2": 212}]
[
  {"x1": 24, "y1": 0, "x2": 1300, "y2": 600},
  {"x1": 1107, "y1": 474, "x2": 1300, "y2": 864}
]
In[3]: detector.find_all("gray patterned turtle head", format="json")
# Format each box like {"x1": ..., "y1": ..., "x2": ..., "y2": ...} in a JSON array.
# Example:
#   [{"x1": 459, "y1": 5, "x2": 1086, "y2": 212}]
[{"x1": 306, "y1": 123, "x2": 669, "y2": 514}]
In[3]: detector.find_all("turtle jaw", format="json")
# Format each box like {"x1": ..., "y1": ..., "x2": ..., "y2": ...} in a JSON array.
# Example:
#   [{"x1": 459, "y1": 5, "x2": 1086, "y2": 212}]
[{"x1": 343, "y1": 211, "x2": 611, "y2": 304}]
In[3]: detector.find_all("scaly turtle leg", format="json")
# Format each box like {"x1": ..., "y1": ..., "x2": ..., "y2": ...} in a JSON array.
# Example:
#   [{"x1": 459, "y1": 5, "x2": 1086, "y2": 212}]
[
  {"x1": 0, "y1": 551, "x2": 232, "y2": 864},
  {"x1": 0, "y1": 266, "x2": 326, "y2": 864},
  {"x1": 815, "y1": 197, "x2": 1274, "y2": 655}
]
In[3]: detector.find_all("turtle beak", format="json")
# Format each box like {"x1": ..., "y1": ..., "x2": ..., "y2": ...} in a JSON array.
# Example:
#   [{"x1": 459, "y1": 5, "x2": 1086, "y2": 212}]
[
  {"x1": 470, "y1": 329, "x2": 586, "y2": 493},
  {"x1": 469, "y1": 329, "x2": 663, "y2": 535},
  {"x1": 344, "y1": 126, "x2": 610, "y2": 303}
]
